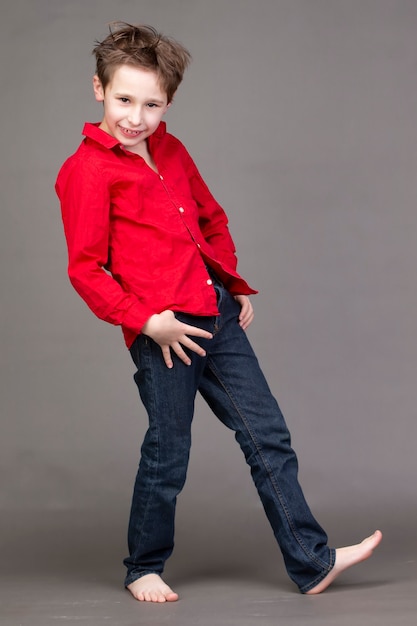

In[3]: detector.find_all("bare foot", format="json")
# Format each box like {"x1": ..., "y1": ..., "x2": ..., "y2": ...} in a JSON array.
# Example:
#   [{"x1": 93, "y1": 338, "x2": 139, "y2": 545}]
[
  {"x1": 127, "y1": 574, "x2": 179, "y2": 603},
  {"x1": 306, "y1": 530, "x2": 383, "y2": 595}
]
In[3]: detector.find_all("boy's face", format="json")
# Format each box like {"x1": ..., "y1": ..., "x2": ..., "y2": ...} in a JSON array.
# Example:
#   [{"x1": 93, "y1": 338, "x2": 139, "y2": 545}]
[{"x1": 93, "y1": 65, "x2": 169, "y2": 153}]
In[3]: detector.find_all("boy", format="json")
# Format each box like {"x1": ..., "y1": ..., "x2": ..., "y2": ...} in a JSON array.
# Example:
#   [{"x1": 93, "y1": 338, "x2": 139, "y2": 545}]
[{"x1": 55, "y1": 22, "x2": 382, "y2": 603}]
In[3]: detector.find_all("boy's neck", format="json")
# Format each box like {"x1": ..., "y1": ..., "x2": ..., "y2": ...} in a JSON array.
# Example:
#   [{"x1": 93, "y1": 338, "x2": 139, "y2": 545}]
[{"x1": 125, "y1": 139, "x2": 158, "y2": 173}]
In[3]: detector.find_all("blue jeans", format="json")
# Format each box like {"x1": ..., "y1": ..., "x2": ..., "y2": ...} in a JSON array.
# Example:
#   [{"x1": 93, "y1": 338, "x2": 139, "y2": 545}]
[{"x1": 124, "y1": 281, "x2": 335, "y2": 593}]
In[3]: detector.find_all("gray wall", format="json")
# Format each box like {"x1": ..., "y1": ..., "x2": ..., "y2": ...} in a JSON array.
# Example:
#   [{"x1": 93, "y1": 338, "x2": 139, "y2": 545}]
[{"x1": 1, "y1": 0, "x2": 416, "y2": 553}]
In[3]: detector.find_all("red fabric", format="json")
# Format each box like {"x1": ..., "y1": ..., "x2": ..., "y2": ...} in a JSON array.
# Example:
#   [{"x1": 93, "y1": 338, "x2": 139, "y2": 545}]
[{"x1": 56, "y1": 122, "x2": 256, "y2": 348}]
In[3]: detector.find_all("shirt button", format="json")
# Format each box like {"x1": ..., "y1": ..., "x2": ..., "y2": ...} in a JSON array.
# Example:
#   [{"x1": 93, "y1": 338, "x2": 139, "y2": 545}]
[
  {"x1": 197, "y1": 243, "x2": 201, "y2": 248},
  {"x1": 160, "y1": 175, "x2": 164, "y2": 180},
  {"x1": 207, "y1": 279, "x2": 213, "y2": 285},
  {"x1": 179, "y1": 207, "x2": 184, "y2": 213}
]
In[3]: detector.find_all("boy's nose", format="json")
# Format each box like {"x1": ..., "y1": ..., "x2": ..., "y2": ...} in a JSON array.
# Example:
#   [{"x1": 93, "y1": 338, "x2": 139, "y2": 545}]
[{"x1": 128, "y1": 108, "x2": 143, "y2": 127}]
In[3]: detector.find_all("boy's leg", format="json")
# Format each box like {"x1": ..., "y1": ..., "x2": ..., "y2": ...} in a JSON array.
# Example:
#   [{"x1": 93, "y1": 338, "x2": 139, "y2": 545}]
[
  {"x1": 124, "y1": 328, "x2": 212, "y2": 595},
  {"x1": 198, "y1": 284, "x2": 335, "y2": 593}
]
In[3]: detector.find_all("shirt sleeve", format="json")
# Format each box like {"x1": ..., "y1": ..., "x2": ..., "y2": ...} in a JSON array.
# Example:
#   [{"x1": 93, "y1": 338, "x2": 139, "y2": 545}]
[
  {"x1": 55, "y1": 155, "x2": 153, "y2": 334},
  {"x1": 180, "y1": 145, "x2": 239, "y2": 271}
]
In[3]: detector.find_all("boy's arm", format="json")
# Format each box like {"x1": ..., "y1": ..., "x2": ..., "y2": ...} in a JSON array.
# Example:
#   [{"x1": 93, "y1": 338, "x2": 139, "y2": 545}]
[
  {"x1": 180, "y1": 147, "x2": 239, "y2": 271},
  {"x1": 56, "y1": 159, "x2": 151, "y2": 335},
  {"x1": 181, "y1": 148, "x2": 255, "y2": 330}
]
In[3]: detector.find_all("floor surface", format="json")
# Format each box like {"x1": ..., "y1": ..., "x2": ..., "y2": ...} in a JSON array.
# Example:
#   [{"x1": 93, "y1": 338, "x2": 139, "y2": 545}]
[{"x1": 1, "y1": 508, "x2": 415, "y2": 626}]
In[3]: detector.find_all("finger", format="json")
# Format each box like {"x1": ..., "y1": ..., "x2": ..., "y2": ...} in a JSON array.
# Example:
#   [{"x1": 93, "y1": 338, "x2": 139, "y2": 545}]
[
  {"x1": 242, "y1": 298, "x2": 253, "y2": 317},
  {"x1": 239, "y1": 309, "x2": 254, "y2": 330},
  {"x1": 239, "y1": 302, "x2": 252, "y2": 320},
  {"x1": 181, "y1": 336, "x2": 208, "y2": 357},
  {"x1": 239, "y1": 317, "x2": 253, "y2": 330},
  {"x1": 239, "y1": 301, "x2": 253, "y2": 319},
  {"x1": 171, "y1": 342, "x2": 192, "y2": 366},
  {"x1": 161, "y1": 346, "x2": 174, "y2": 369},
  {"x1": 235, "y1": 296, "x2": 252, "y2": 317},
  {"x1": 180, "y1": 322, "x2": 213, "y2": 340}
]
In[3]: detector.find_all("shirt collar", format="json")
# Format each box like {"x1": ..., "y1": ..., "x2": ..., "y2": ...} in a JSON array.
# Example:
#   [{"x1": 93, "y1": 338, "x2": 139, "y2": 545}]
[{"x1": 82, "y1": 121, "x2": 167, "y2": 149}]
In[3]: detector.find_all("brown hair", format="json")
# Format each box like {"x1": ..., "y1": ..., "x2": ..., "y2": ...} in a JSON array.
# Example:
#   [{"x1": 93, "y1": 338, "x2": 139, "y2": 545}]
[{"x1": 93, "y1": 22, "x2": 191, "y2": 103}]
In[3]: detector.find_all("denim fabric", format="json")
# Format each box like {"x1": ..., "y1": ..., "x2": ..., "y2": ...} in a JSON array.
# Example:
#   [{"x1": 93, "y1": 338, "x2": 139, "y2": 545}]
[{"x1": 124, "y1": 282, "x2": 335, "y2": 593}]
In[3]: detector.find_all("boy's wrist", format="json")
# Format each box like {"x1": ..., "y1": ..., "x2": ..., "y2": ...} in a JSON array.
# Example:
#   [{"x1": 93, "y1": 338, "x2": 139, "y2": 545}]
[{"x1": 141, "y1": 313, "x2": 159, "y2": 335}]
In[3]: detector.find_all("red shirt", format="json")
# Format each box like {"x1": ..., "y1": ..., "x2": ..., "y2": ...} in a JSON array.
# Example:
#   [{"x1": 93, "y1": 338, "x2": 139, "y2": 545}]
[{"x1": 56, "y1": 122, "x2": 256, "y2": 348}]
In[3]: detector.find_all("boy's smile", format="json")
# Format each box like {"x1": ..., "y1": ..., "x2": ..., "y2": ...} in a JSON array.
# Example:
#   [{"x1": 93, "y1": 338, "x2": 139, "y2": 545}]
[{"x1": 93, "y1": 65, "x2": 170, "y2": 155}]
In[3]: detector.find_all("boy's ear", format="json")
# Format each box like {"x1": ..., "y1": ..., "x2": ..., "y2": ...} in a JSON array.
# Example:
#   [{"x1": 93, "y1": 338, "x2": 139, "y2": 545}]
[{"x1": 93, "y1": 75, "x2": 105, "y2": 102}]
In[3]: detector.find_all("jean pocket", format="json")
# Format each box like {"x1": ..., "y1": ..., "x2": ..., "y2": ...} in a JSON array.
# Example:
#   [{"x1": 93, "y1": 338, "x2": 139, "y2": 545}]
[
  {"x1": 173, "y1": 311, "x2": 197, "y2": 325},
  {"x1": 129, "y1": 333, "x2": 149, "y2": 371}
]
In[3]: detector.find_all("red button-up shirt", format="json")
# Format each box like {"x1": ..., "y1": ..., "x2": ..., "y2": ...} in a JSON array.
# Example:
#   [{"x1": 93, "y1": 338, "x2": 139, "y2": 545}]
[{"x1": 56, "y1": 122, "x2": 256, "y2": 348}]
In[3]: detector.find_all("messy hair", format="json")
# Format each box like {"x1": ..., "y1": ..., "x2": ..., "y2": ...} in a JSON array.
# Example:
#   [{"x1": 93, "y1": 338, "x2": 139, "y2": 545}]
[{"x1": 93, "y1": 22, "x2": 191, "y2": 103}]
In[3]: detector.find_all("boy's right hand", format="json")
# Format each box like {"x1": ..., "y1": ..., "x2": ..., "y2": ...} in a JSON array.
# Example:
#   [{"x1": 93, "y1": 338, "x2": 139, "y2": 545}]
[{"x1": 141, "y1": 310, "x2": 213, "y2": 369}]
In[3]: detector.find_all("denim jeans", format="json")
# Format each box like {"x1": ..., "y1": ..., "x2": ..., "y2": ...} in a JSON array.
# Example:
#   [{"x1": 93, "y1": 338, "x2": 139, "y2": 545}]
[{"x1": 124, "y1": 281, "x2": 335, "y2": 593}]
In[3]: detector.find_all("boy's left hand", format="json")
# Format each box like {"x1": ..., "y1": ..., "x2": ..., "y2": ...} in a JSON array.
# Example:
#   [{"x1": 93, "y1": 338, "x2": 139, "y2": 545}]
[{"x1": 234, "y1": 295, "x2": 254, "y2": 330}]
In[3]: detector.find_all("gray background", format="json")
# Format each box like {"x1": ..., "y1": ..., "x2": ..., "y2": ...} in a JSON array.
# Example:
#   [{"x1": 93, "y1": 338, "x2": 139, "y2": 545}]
[{"x1": 1, "y1": 0, "x2": 416, "y2": 624}]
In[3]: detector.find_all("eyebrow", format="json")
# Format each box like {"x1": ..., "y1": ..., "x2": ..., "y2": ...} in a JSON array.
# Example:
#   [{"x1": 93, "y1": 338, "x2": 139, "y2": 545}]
[{"x1": 114, "y1": 93, "x2": 166, "y2": 104}]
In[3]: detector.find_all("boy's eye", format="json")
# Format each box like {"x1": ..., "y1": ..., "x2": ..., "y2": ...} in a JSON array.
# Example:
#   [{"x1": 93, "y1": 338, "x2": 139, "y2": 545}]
[
  {"x1": 147, "y1": 103, "x2": 158, "y2": 108},
  {"x1": 119, "y1": 97, "x2": 130, "y2": 103}
]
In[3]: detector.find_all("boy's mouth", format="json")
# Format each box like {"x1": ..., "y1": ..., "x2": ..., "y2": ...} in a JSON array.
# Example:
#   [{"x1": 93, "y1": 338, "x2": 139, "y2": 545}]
[{"x1": 119, "y1": 126, "x2": 142, "y2": 137}]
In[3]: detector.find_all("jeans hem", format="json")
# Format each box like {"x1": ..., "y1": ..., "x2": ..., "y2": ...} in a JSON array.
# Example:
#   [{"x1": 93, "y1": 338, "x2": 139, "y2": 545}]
[
  {"x1": 298, "y1": 547, "x2": 336, "y2": 594},
  {"x1": 124, "y1": 570, "x2": 161, "y2": 588}
]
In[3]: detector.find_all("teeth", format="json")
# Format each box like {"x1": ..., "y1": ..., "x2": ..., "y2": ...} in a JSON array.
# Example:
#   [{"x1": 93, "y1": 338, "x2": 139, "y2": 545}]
[{"x1": 123, "y1": 128, "x2": 140, "y2": 135}]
